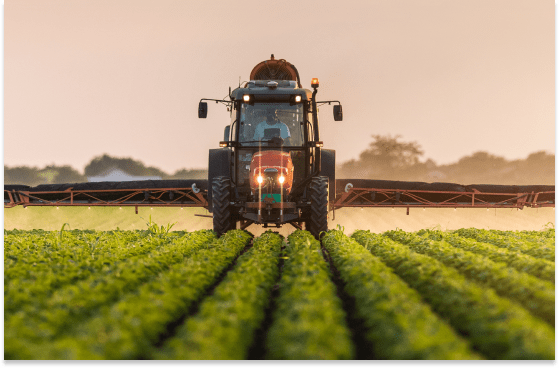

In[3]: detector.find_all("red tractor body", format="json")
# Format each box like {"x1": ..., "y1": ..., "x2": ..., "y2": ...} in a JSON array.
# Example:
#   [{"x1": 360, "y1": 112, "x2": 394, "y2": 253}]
[{"x1": 249, "y1": 150, "x2": 294, "y2": 198}]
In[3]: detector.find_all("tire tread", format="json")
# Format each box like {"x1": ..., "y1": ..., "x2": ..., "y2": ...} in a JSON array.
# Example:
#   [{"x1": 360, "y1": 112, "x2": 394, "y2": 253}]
[
  {"x1": 212, "y1": 177, "x2": 233, "y2": 236},
  {"x1": 307, "y1": 176, "x2": 329, "y2": 239}
]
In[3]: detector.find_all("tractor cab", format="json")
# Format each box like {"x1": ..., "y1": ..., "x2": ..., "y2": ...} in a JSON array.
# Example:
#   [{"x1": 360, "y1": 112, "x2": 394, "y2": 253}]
[{"x1": 226, "y1": 83, "x2": 312, "y2": 198}]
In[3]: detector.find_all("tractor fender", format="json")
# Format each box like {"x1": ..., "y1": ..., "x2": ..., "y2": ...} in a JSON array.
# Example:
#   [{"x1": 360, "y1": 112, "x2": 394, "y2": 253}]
[
  {"x1": 207, "y1": 148, "x2": 231, "y2": 212},
  {"x1": 320, "y1": 149, "x2": 336, "y2": 201}
]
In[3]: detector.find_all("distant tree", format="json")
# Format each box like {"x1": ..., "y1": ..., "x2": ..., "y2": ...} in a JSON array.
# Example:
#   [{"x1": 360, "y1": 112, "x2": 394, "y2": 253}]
[
  {"x1": 171, "y1": 168, "x2": 208, "y2": 180},
  {"x1": 524, "y1": 151, "x2": 554, "y2": 166},
  {"x1": 46, "y1": 165, "x2": 87, "y2": 184},
  {"x1": 455, "y1": 151, "x2": 507, "y2": 168},
  {"x1": 37, "y1": 168, "x2": 57, "y2": 184},
  {"x1": 430, "y1": 150, "x2": 555, "y2": 185},
  {"x1": 359, "y1": 134, "x2": 424, "y2": 169},
  {"x1": 514, "y1": 151, "x2": 555, "y2": 185},
  {"x1": 338, "y1": 135, "x2": 427, "y2": 180},
  {"x1": 5, "y1": 166, "x2": 41, "y2": 186},
  {"x1": 84, "y1": 154, "x2": 168, "y2": 178}
]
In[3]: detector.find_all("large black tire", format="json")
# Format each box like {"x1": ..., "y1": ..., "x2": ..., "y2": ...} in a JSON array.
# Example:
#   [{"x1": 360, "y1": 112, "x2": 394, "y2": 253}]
[
  {"x1": 307, "y1": 176, "x2": 329, "y2": 240},
  {"x1": 212, "y1": 176, "x2": 236, "y2": 237}
]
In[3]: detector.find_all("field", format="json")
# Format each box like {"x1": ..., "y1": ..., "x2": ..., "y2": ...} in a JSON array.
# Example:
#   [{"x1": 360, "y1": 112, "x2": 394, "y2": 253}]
[
  {"x1": 4, "y1": 205, "x2": 555, "y2": 234},
  {"x1": 4, "y1": 222, "x2": 555, "y2": 360}
]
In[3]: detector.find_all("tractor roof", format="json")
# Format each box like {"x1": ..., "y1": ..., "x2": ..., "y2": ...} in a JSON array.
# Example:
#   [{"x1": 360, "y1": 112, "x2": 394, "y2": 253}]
[
  {"x1": 229, "y1": 55, "x2": 312, "y2": 101},
  {"x1": 231, "y1": 82, "x2": 312, "y2": 101}
]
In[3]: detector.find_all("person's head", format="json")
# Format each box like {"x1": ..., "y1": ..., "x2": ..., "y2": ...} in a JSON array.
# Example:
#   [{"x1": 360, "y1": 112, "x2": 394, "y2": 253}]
[{"x1": 266, "y1": 109, "x2": 277, "y2": 124}]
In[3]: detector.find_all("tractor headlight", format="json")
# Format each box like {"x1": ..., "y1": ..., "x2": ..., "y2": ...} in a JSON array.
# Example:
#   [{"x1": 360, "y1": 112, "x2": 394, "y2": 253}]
[
  {"x1": 278, "y1": 175, "x2": 285, "y2": 184},
  {"x1": 257, "y1": 175, "x2": 263, "y2": 184}
]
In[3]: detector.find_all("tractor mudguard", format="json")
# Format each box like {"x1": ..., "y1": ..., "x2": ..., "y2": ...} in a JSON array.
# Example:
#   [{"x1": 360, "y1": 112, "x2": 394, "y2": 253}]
[
  {"x1": 208, "y1": 148, "x2": 231, "y2": 212},
  {"x1": 320, "y1": 149, "x2": 336, "y2": 201}
]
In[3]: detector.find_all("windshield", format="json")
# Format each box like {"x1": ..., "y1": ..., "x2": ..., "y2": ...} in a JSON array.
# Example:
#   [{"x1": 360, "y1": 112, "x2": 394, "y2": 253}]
[{"x1": 238, "y1": 102, "x2": 305, "y2": 146}]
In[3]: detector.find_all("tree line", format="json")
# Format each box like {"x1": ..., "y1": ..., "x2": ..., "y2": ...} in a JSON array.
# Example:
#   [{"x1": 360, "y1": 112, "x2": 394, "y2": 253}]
[
  {"x1": 338, "y1": 135, "x2": 554, "y2": 185},
  {"x1": 4, "y1": 154, "x2": 206, "y2": 187},
  {"x1": 5, "y1": 136, "x2": 555, "y2": 186}
]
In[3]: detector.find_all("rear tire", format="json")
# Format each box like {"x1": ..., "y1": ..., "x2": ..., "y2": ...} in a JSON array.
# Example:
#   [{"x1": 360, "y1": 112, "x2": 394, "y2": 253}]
[
  {"x1": 307, "y1": 176, "x2": 329, "y2": 240},
  {"x1": 212, "y1": 176, "x2": 235, "y2": 237}
]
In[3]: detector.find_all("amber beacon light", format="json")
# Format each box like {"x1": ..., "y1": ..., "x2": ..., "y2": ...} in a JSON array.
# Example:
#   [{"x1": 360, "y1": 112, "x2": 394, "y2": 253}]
[{"x1": 311, "y1": 78, "x2": 319, "y2": 88}]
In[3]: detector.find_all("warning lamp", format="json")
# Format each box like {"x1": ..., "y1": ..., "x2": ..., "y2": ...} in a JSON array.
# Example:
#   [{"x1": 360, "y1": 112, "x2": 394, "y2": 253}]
[
  {"x1": 219, "y1": 141, "x2": 228, "y2": 147},
  {"x1": 311, "y1": 78, "x2": 319, "y2": 88}
]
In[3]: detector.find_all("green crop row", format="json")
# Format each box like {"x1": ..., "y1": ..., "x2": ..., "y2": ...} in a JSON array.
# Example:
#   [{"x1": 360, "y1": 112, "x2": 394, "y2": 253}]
[
  {"x1": 352, "y1": 230, "x2": 555, "y2": 360},
  {"x1": 386, "y1": 230, "x2": 554, "y2": 326},
  {"x1": 4, "y1": 228, "x2": 187, "y2": 275},
  {"x1": 493, "y1": 229, "x2": 555, "y2": 242},
  {"x1": 322, "y1": 230, "x2": 479, "y2": 359},
  {"x1": 9, "y1": 229, "x2": 252, "y2": 360},
  {"x1": 4, "y1": 230, "x2": 179, "y2": 313},
  {"x1": 4, "y1": 229, "x2": 218, "y2": 359},
  {"x1": 6, "y1": 230, "x2": 215, "y2": 335},
  {"x1": 419, "y1": 229, "x2": 554, "y2": 283},
  {"x1": 265, "y1": 230, "x2": 354, "y2": 359},
  {"x1": 4, "y1": 229, "x2": 181, "y2": 282},
  {"x1": 155, "y1": 231, "x2": 282, "y2": 359},
  {"x1": 5, "y1": 230, "x2": 149, "y2": 274},
  {"x1": 4, "y1": 230, "x2": 134, "y2": 282},
  {"x1": 454, "y1": 228, "x2": 554, "y2": 262}
]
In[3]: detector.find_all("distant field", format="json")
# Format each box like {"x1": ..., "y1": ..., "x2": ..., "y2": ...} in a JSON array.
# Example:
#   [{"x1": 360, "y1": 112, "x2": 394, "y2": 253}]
[
  {"x1": 4, "y1": 206, "x2": 555, "y2": 235},
  {"x1": 4, "y1": 206, "x2": 212, "y2": 232}
]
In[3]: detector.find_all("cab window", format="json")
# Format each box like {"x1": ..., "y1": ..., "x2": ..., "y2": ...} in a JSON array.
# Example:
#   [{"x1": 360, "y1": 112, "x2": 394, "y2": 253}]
[{"x1": 239, "y1": 102, "x2": 305, "y2": 146}]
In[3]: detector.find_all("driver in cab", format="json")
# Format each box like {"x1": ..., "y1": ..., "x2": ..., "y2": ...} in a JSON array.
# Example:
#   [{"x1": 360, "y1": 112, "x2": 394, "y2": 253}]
[{"x1": 253, "y1": 109, "x2": 291, "y2": 142}]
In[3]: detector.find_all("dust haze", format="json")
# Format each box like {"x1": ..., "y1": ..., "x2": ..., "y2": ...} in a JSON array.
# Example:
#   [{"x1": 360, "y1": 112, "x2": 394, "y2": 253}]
[{"x1": 5, "y1": 207, "x2": 554, "y2": 237}]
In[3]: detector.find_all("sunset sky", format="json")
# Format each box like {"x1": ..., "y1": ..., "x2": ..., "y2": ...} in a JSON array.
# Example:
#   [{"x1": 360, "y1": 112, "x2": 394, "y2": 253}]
[{"x1": 4, "y1": 0, "x2": 555, "y2": 174}]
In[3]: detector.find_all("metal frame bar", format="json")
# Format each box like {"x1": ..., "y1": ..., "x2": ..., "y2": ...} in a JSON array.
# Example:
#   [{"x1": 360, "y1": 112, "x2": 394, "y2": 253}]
[
  {"x1": 331, "y1": 187, "x2": 554, "y2": 209},
  {"x1": 4, "y1": 187, "x2": 554, "y2": 209},
  {"x1": 4, "y1": 187, "x2": 208, "y2": 208}
]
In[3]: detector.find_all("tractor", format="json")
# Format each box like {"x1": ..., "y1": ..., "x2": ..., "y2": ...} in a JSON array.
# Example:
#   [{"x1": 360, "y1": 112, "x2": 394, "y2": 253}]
[{"x1": 199, "y1": 55, "x2": 342, "y2": 238}]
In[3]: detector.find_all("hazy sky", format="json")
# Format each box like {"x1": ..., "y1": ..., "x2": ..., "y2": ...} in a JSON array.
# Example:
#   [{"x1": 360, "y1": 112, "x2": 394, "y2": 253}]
[{"x1": 4, "y1": 0, "x2": 554, "y2": 174}]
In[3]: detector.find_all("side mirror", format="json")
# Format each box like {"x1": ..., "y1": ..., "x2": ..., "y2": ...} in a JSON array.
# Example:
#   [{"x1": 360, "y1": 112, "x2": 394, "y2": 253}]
[
  {"x1": 333, "y1": 105, "x2": 343, "y2": 121},
  {"x1": 224, "y1": 125, "x2": 230, "y2": 141},
  {"x1": 198, "y1": 102, "x2": 208, "y2": 118}
]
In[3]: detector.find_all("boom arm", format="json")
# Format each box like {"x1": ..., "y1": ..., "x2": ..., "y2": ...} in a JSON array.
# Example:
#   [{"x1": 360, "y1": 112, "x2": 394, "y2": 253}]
[
  {"x1": 4, "y1": 180, "x2": 208, "y2": 212},
  {"x1": 332, "y1": 179, "x2": 554, "y2": 210},
  {"x1": 5, "y1": 179, "x2": 554, "y2": 210}
]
